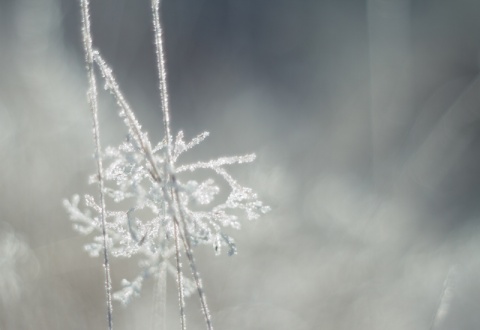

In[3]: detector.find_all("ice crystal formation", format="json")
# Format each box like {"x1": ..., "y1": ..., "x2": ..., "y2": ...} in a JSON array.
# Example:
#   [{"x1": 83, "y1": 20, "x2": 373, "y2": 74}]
[{"x1": 64, "y1": 125, "x2": 269, "y2": 304}]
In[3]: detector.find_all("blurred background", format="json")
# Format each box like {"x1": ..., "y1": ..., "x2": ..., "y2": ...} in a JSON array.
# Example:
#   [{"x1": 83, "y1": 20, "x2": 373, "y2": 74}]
[{"x1": 2, "y1": 0, "x2": 480, "y2": 329}]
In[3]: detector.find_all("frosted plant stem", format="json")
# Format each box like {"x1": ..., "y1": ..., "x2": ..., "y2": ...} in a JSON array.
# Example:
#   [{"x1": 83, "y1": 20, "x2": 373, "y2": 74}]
[
  {"x1": 93, "y1": 52, "x2": 163, "y2": 183},
  {"x1": 151, "y1": 1, "x2": 214, "y2": 329},
  {"x1": 177, "y1": 220, "x2": 213, "y2": 330},
  {"x1": 80, "y1": 0, "x2": 113, "y2": 329},
  {"x1": 151, "y1": 0, "x2": 173, "y2": 155},
  {"x1": 171, "y1": 179, "x2": 213, "y2": 330},
  {"x1": 174, "y1": 221, "x2": 187, "y2": 330}
]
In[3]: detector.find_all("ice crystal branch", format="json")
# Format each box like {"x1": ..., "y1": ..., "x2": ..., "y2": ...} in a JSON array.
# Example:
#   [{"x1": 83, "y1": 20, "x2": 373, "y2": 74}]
[{"x1": 66, "y1": 0, "x2": 269, "y2": 329}]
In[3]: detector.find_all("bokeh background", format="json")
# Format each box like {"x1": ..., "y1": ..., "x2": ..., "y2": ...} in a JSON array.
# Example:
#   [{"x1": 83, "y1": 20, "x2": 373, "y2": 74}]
[{"x1": 2, "y1": 0, "x2": 480, "y2": 329}]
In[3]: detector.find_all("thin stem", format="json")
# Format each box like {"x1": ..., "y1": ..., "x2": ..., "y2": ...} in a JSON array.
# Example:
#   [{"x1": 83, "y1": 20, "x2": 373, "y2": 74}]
[
  {"x1": 151, "y1": 2, "x2": 214, "y2": 329},
  {"x1": 93, "y1": 52, "x2": 162, "y2": 184},
  {"x1": 80, "y1": 0, "x2": 113, "y2": 329},
  {"x1": 173, "y1": 214, "x2": 214, "y2": 330},
  {"x1": 170, "y1": 177, "x2": 214, "y2": 330},
  {"x1": 174, "y1": 221, "x2": 187, "y2": 330},
  {"x1": 152, "y1": 0, "x2": 173, "y2": 159}
]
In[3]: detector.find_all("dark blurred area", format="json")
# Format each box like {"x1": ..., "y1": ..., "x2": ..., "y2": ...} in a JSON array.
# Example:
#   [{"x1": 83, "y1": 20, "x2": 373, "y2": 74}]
[{"x1": 2, "y1": 0, "x2": 480, "y2": 329}]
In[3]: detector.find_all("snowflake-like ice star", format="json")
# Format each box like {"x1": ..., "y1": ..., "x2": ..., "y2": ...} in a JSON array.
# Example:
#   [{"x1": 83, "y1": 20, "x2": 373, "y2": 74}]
[{"x1": 64, "y1": 125, "x2": 269, "y2": 304}]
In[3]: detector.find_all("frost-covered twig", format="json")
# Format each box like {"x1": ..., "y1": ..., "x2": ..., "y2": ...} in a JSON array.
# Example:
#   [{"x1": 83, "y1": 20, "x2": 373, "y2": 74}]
[
  {"x1": 79, "y1": 0, "x2": 113, "y2": 328},
  {"x1": 173, "y1": 220, "x2": 187, "y2": 330},
  {"x1": 151, "y1": 0, "x2": 214, "y2": 327}
]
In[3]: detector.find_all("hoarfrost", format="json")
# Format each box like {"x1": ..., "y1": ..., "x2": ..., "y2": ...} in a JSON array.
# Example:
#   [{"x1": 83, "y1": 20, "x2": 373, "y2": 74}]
[{"x1": 64, "y1": 97, "x2": 269, "y2": 306}]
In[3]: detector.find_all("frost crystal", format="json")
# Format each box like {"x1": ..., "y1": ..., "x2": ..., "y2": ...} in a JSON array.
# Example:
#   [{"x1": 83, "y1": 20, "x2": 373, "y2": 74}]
[{"x1": 64, "y1": 104, "x2": 269, "y2": 305}]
